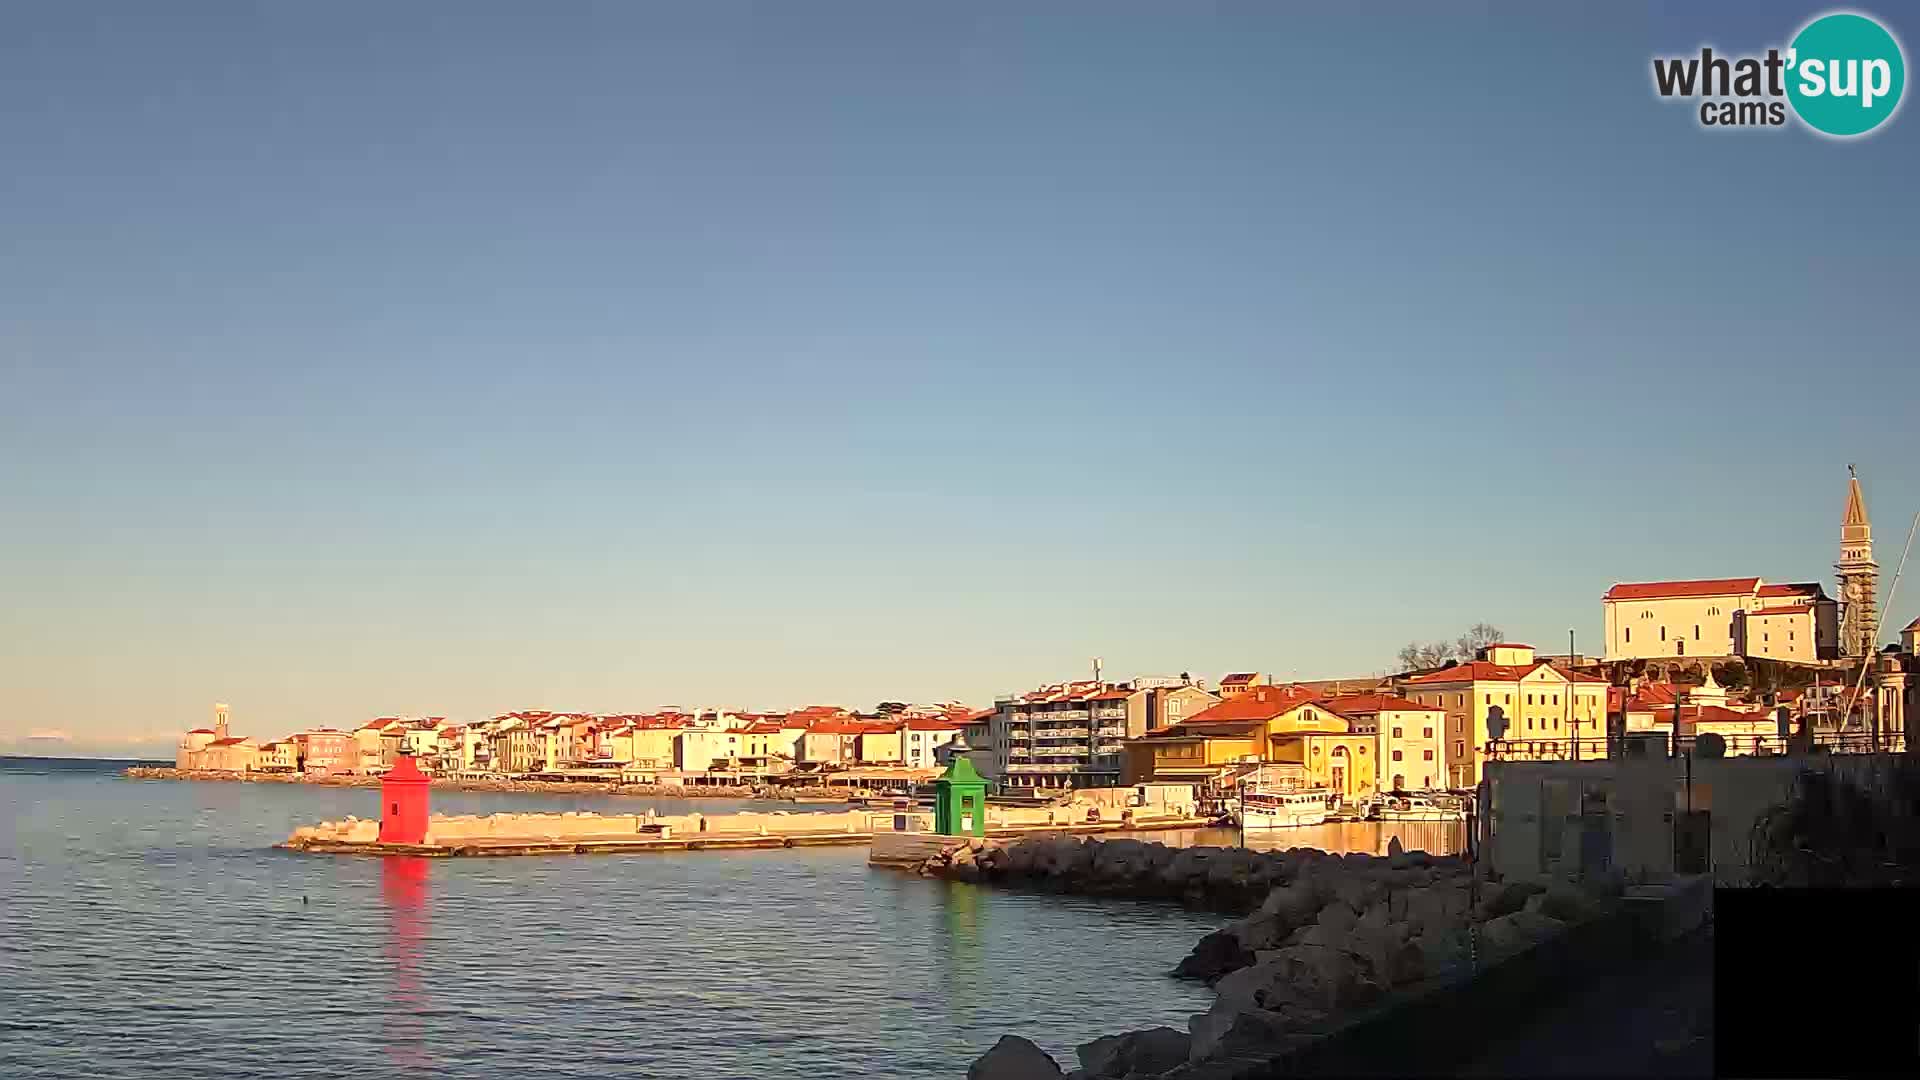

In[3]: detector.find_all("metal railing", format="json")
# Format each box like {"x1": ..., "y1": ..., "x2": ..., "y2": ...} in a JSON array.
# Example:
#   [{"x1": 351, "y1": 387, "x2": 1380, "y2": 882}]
[
  {"x1": 1484, "y1": 730, "x2": 1904, "y2": 761},
  {"x1": 1033, "y1": 727, "x2": 1091, "y2": 739}
]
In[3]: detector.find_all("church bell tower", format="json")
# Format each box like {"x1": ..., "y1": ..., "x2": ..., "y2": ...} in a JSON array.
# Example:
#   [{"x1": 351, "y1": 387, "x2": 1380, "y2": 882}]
[{"x1": 1837, "y1": 466, "x2": 1879, "y2": 658}]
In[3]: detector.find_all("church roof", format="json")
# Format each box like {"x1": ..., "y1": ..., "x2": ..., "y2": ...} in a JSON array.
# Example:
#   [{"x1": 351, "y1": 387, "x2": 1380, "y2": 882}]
[{"x1": 1604, "y1": 578, "x2": 1760, "y2": 601}]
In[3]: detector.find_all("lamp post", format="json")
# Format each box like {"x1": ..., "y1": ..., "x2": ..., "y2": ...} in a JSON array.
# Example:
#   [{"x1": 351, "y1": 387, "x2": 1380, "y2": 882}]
[{"x1": 1568, "y1": 628, "x2": 1578, "y2": 761}]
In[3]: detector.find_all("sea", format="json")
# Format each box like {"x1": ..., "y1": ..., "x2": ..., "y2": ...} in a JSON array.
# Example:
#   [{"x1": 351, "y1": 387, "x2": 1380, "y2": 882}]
[
  {"x1": 0, "y1": 756, "x2": 1462, "y2": 1079},
  {"x1": 2, "y1": 756, "x2": 1225, "y2": 1079}
]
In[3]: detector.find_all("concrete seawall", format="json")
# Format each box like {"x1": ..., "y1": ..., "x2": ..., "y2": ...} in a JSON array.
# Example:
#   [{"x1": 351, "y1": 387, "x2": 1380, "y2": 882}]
[{"x1": 281, "y1": 809, "x2": 1217, "y2": 858}]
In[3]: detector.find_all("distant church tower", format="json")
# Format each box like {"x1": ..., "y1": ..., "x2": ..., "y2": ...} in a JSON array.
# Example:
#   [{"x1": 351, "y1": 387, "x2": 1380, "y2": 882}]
[
  {"x1": 214, "y1": 702, "x2": 231, "y2": 741},
  {"x1": 1837, "y1": 466, "x2": 1879, "y2": 658}
]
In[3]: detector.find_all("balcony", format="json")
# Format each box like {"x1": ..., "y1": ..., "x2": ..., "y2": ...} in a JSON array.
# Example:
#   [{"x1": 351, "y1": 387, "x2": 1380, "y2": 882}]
[
  {"x1": 1095, "y1": 742, "x2": 1127, "y2": 754},
  {"x1": 1034, "y1": 727, "x2": 1091, "y2": 739},
  {"x1": 1095, "y1": 726, "x2": 1126, "y2": 738},
  {"x1": 1008, "y1": 749, "x2": 1033, "y2": 761},
  {"x1": 1092, "y1": 707, "x2": 1127, "y2": 720},
  {"x1": 1037, "y1": 709, "x2": 1089, "y2": 722}
]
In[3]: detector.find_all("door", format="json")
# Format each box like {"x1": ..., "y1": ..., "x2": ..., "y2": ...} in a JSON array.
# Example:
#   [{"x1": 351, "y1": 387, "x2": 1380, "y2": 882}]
[{"x1": 1329, "y1": 746, "x2": 1349, "y2": 800}]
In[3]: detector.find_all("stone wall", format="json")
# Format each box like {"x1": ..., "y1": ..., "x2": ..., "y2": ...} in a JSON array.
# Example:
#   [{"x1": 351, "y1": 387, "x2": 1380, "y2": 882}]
[{"x1": 288, "y1": 809, "x2": 879, "y2": 847}]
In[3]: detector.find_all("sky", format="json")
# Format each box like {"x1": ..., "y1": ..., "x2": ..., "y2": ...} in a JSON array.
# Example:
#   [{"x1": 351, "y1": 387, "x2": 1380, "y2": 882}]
[{"x1": 3, "y1": 2, "x2": 1918, "y2": 755}]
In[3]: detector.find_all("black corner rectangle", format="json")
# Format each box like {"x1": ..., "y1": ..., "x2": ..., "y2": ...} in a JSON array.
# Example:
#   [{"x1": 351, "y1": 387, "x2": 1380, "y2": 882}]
[{"x1": 1715, "y1": 889, "x2": 1920, "y2": 1079}]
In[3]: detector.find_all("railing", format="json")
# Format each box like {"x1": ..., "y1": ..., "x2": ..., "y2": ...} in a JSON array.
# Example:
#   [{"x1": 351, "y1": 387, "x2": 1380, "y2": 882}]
[
  {"x1": 1005, "y1": 763, "x2": 1091, "y2": 774},
  {"x1": 1484, "y1": 730, "x2": 1904, "y2": 762},
  {"x1": 1094, "y1": 743, "x2": 1127, "y2": 754},
  {"x1": 1037, "y1": 709, "x2": 1089, "y2": 721},
  {"x1": 1033, "y1": 727, "x2": 1091, "y2": 739},
  {"x1": 1095, "y1": 726, "x2": 1126, "y2": 738},
  {"x1": 1092, "y1": 707, "x2": 1127, "y2": 720}
]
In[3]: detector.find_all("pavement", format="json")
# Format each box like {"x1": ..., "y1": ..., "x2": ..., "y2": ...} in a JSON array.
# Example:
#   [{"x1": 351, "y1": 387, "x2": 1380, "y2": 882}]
[{"x1": 1455, "y1": 923, "x2": 1714, "y2": 1078}]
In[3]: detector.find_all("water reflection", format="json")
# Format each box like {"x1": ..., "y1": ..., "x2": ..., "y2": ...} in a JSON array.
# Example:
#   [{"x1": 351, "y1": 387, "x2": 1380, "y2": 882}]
[
  {"x1": 381, "y1": 856, "x2": 433, "y2": 1071},
  {"x1": 934, "y1": 879, "x2": 985, "y2": 1018}
]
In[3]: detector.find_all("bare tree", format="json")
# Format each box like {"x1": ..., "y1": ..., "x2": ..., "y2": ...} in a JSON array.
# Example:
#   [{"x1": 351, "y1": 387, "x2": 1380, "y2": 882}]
[
  {"x1": 1454, "y1": 622, "x2": 1506, "y2": 661},
  {"x1": 1394, "y1": 622, "x2": 1507, "y2": 672},
  {"x1": 1396, "y1": 640, "x2": 1456, "y2": 671}
]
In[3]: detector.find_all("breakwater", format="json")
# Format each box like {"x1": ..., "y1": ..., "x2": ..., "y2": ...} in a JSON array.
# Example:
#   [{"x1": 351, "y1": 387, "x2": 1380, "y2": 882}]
[{"x1": 905, "y1": 835, "x2": 1624, "y2": 1079}]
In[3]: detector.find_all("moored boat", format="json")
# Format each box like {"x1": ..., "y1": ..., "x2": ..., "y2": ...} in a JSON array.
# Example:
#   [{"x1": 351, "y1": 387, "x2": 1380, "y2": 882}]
[
  {"x1": 1369, "y1": 792, "x2": 1466, "y2": 822},
  {"x1": 1234, "y1": 787, "x2": 1333, "y2": 829}
]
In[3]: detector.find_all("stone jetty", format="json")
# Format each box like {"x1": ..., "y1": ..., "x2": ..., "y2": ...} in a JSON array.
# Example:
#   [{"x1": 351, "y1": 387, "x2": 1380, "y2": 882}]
[
  {"x1": 914, "y1": 836, "x2": 1621, "y2": 1079},
  {"x1": 283, "y1": 808, "x2": 881, "y2": 855}
]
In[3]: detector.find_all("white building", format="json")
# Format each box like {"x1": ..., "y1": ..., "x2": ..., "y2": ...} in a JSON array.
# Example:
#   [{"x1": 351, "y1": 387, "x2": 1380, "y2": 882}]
[{"x1": 1602, "y1": 577, "x2": 1838, "y2": 662}]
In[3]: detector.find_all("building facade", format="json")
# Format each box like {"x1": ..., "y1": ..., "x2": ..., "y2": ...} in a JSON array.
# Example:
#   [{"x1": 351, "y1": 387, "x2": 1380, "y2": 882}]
[
  {"x1": 294, "y1": 730, "x2": 355, "y2": 776},
  {"x1": 1602, "y1": 578, "x2": 1838, "y2": 662},
  {"x1": 1401, "y1": 644, "x2": 1609, "y2": 788},
  {"x1": 1320, "y1": 693, "x2": 1446, "y2": 792}
]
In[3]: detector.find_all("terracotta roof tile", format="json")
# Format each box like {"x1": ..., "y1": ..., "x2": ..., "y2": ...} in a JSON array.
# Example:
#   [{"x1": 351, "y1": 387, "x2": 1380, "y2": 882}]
[{"x1": 1604, "y1": 578, "x2": 1760, "y2": 601}]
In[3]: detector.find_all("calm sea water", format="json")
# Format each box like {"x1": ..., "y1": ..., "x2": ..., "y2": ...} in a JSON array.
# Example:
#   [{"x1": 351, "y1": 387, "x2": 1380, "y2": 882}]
[{"x1": 0, "y1": 757, "x2": 1223, "y2": 1079}]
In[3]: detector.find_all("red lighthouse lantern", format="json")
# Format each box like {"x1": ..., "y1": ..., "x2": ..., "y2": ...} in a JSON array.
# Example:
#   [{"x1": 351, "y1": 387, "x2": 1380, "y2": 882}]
[{"x1": 378, "y1": 754, "x2": 432, "y2": 845}]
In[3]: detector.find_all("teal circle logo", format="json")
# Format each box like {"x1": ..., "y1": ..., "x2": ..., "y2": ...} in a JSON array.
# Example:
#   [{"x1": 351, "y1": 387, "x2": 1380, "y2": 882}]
[{"x1": 1786, "y1": 12, "x2": 1906, "y2": 137}]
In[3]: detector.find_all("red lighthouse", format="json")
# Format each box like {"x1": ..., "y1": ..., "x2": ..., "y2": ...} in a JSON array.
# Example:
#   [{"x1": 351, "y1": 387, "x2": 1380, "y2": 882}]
[{"x1": 378, "y1": 754, "x2": 432, "y2": 845}]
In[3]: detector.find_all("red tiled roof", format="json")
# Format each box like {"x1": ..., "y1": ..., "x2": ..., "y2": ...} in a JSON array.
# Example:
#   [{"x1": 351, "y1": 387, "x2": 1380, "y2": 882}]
[
  {"x1": 1319, "y1": 693, "x2": 1441, "y2": 715},
  {"x1": 1482, "y1": 642, "x2": 1532, "y2": 650},
  {"x1": 1180, "y1": 684, "x2": 1320, "y2": 724},
  {"x1": 807, "y1": 719, "x2": 869, "y2": 735},
  {"x1": 1757, "y1": 583, "x2": 1820, "y2": 598},
  {"x1": 1409, "y1": 661, "x2": 1607, "y2": 685},
  {"x1": 1604, "y1": 578, "x2": 1759, "y2": 601},
  {"x1": 1085, "y1": 689, "x2": 1133, "y2": 702},
  {"x1": 904, "y1": 718, "x2": 962, "y2": 731},
  {"x1": 957, "y1": 707, "x2": 996, "y2": 724},
  {"x1": 185, "y1": 728, "x2": 216, "y2": 735},
  {"x1": 206, "y1": 738, "x2": 250, "y2": 747}
]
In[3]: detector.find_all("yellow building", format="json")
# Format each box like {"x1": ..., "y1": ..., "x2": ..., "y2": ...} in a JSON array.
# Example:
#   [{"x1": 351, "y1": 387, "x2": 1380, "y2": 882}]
[
  {"x1": 1124, "y1": 685, "x2": 1375, "y2": 803},
  {"x1": 1401, "y1": 643, "x2": 1609, "y2": 788},
  {"x1": 1320, "y1": 693, "x2": 1446, "y2": 792},
  {"x1": 255, "y1": 740, "x2": 298, "y2": 773},
  {"x1": 1602, "y1": 578, "x2": 1837, "y2": 662}
]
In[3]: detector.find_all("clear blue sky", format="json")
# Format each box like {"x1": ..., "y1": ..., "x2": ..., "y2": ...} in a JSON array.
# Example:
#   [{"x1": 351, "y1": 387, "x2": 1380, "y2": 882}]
[{"x1": 4, "y1": 2, "x2": 1917, "y2": 753}]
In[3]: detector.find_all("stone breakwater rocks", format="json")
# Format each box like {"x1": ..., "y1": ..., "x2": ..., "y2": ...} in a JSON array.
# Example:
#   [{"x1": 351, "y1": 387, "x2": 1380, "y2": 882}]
[{"x1": 940, "y1": 836, "x2": 1620, "y2": 1080}]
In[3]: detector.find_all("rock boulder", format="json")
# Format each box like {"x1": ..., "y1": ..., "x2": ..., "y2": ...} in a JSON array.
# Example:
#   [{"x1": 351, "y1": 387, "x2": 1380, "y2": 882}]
[{"x1": 968, "y1": 1035, "x2": 1063, "y2": 1080}]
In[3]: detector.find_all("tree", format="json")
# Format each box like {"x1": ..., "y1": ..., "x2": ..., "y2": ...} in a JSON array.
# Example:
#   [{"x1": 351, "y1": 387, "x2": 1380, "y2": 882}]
[
  {"x1": 1454, "y1": 623, "x2": 1506, "y2": 661},
  {"x1": 1394, "y1": 622, "x2": 1508, "y2": 672},
  {"x1": 1396, "y1": 640, "x2": 1456, "y2": 671}
]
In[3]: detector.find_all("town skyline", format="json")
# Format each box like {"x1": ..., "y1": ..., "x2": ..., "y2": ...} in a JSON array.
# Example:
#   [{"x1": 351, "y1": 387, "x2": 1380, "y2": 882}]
[{"x1": 5, "y1": 3, "x2": 1918, "y2": 752}]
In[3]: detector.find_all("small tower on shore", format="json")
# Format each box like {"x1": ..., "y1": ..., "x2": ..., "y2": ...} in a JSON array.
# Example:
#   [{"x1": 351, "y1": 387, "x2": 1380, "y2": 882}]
[
  {"x1": 214, "y1": 702, "x2": 231, "y2": 741},
  {"x1": 378, "y1": 755, "x2": 432, "y2": 845},
  {"x1": 1837, "y1": 466, "x2": 1879, "y2": 658},
  {"x1": 933, "y1": 757, "x2": 989, "y2": 837}
]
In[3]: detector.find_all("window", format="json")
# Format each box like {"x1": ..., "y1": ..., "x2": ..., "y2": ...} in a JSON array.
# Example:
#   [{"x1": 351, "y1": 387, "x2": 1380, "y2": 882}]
[
  {"x1": 1392, "y1": 750, "x2": 1403, "y2": 761},
  {"x1": 1455, "y1": 741, "x2": 1465, "y2": 757},
  {"x1": 1504, "y1": 694, "x2": 1511, "y2": 704},
  {"x1": 1484, "y1": 694, "x2": 1492, "y2": 705},
  {"x1": 1526, "y1": 718, "x2": 1534, "y2": 730},
  {"x1": 1694, "y1": 625, "x2": 1700, "y2": 640},
  {"x1": 1626, "y1": 628, "x2": 1631, "y2": 643},
  {"x1": 1553, "y1": 694, "x2": 1559, "y2": 705},
  {"x1": 1423, "y1": 726, "x2": 1433, "y2": 738},
  {"x1": 1527, "y1": 694, "x2": 1534, "y2": 705},
  {"x1": 1423, "y1": 775, "x2": 1432, "y2": 788},
  {"x1": 1708, "y1": 606, "x2": 1720, "y2": 616},
  {"x1": 1423, "y1": 750, "x2": 1434, "y2": 760},
  {"x1": 1392, "y1": 726, "x2": 1403, "y2": 738},
  {"x1": 1660, "y1": 626, "x2": 1667, "y2": 641}
]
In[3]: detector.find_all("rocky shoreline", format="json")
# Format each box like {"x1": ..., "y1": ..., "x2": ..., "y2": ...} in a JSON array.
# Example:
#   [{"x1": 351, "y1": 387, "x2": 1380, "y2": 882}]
[
  {"x1": 910, "y1": 835, "x2": 1616, "y2": 1079},
  {"x1": 122, "y1": 766, "x2": 846, "y2": 801}
]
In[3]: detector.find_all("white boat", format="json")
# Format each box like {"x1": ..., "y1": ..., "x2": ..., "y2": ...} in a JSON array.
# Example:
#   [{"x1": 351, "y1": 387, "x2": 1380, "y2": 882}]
[
  {"x1": 1370, "y1": 793, "x2": 1466, "y2": 822},
  {"x1": 1235, "y1": 788, "x2": 1332, "y2": 829}
]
